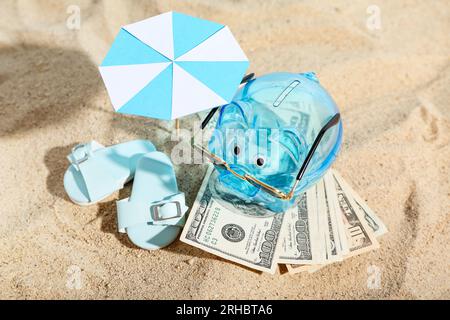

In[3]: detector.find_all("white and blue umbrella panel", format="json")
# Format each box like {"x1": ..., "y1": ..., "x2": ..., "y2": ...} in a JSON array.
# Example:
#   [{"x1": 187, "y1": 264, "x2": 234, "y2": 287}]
[{"x1": 99, "y1": 11, "x2": 249, "y2": 120}]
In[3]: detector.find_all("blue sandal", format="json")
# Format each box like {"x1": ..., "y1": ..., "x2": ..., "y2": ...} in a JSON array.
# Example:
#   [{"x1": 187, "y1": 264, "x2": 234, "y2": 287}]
[
  {"x1": 64, "y1": 140, "x2": 155, "y2": 205},
  {"x1": 117, "y1": 151, "x2": 188, "y2": 250}
]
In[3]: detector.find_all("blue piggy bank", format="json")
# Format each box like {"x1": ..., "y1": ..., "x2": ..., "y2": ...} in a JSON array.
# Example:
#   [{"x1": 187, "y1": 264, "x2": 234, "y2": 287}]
[{"x1": 208, "y1": 72, "x2": 343, "y2": 213}]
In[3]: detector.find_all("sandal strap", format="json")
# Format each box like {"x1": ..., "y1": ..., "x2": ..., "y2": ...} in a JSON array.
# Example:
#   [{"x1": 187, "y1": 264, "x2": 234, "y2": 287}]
[
  {"x1": 67, "y1": 141, "x2": 124, "y2": 202},
  {"x1": 117, "y1": 192, "x2": 188, "y2": 232},
  {"x1": 67, "y1": 141, "x2": 104, "y2": 171}
]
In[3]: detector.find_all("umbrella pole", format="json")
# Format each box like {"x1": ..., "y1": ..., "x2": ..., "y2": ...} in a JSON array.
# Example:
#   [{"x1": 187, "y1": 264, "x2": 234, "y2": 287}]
[{"x1": 175, "y1": 119, "x2": 180, "y2": 138}]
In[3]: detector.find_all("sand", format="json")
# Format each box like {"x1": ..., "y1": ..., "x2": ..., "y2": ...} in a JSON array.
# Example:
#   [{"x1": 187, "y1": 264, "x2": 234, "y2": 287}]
[{"x1": 0, "y1": 0, "x2": 449, "y2": 299}]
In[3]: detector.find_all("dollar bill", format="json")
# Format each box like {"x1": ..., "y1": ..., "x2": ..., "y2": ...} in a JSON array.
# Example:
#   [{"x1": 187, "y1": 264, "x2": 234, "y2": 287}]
[
  {"x1": 331, "y1": 171, "x2": 379, "y2": 258},
  {"x1": 324, "y1": 172, "x2": 349, "y2": 255},
  {"x1": 315, "y1": 181, "x2": 329, "y2": 261},
  {"x1": 179, "y1": 164, "x2": 385, "y2": 275},
  {"x1": 180, "y1": 166, "x2": 285, "y2": 274},
  {"x1": 277, "y1": 188, "x2": 320, "y2": 265},
  {"x1": 318, "y1": 179, "x2": 342, "y2": 262},
  {"x1": 314, "y1": 182, "x2": 329, "y2": 263},
  {"x1": 332, "y1": 170, "x2": 388, "y2": 237},
  {"x1": 286, "y1": 171, "x2": 382, "y2": 274}
]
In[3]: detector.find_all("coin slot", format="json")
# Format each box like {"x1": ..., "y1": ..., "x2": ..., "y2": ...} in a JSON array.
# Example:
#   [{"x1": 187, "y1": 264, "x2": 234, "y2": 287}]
[{"x1": 273, "y1": 80, "x2": 300, "y2": 107}]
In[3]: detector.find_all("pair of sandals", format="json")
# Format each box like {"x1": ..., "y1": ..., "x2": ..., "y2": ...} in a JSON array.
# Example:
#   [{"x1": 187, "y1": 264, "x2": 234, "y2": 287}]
[{"x1": 64, "y1": 140, "x2": 188, "y2": 250}]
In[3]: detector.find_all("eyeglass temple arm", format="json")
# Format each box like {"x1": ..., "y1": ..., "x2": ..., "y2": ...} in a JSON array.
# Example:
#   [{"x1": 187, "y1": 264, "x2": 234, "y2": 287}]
[
  {"x1": 241, "y1": 73, "x2": 255, "y2": 84},
  {"x1": 201, "y1": 73, "x2": 255, "y2": 130},
  {"x1": 295, "y1": 113, "x2": 341, "y2": 181}
]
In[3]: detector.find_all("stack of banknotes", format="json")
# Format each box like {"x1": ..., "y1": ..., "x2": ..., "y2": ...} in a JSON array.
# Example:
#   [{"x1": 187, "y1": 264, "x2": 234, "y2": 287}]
[{"x1": 180, "y1": 166, "x2": 387, "y2": 274}]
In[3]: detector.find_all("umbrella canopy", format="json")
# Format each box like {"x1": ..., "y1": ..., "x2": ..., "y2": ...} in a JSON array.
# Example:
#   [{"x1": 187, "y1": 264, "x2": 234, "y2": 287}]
[{"x1": 99, "y1": 11, "x2": 249, "y2": 120}]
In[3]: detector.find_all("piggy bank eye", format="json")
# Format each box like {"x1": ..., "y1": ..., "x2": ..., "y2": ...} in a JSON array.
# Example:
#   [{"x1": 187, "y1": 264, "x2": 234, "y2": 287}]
[
  {"x1": 233, "y1": 146, "x2": 241, "y2": 156},
  {"x1": 255, "y1": 157, "x2": 265, "y2": 167}
]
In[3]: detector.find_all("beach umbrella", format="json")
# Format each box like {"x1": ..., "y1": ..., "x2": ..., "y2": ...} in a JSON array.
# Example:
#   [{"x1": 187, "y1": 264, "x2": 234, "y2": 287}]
[{"x1": 99, "y1": 11, "x2": 249, "y2": 129}]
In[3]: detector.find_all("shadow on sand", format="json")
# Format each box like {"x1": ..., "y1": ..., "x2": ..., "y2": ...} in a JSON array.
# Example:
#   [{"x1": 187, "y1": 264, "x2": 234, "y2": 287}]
[
  {"x1": 6, "y1": 43, "x2": 216, "y2": 261},
  {"x1": 0, "y1": 43, "x2": 102, "y2": 136}
]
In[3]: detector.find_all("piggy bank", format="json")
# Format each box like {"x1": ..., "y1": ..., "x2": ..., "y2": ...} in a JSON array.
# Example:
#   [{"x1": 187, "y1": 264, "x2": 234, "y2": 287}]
[{"x1": 208, "y1": 72, "x2": 343, "y2": 213}]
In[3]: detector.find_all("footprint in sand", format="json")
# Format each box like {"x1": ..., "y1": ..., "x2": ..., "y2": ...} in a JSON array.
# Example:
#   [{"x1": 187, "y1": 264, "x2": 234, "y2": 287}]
[{"x1": 420, "y1": 105, "x2": 439, "y2": 142}]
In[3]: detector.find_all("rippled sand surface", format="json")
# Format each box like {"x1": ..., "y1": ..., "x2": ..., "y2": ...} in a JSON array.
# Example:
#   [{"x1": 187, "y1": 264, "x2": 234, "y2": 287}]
[{"x1": 0, "y1": 0, "x2": 448, "y2": 299}]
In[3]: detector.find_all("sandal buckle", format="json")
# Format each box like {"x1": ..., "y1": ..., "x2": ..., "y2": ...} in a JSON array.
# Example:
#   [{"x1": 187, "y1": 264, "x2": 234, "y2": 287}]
[
  {"x1": 70, "y1": 144, "x2": 90, "y2": 166},
  {"x1": 151, "y1": 201, "x2": 183, "y2": 222}
]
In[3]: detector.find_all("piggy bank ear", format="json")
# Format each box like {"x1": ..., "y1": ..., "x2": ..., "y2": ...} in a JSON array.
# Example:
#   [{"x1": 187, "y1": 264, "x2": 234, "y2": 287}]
[
  {"x1": 217, "y1": 102, "x2": 249, "y2": 130},
  {"x1": 272, "y1": 128, "x2": 306, "y2": 165},
  {"x1": 300, "y1": 72, "x2": 319, "y2": 83}
]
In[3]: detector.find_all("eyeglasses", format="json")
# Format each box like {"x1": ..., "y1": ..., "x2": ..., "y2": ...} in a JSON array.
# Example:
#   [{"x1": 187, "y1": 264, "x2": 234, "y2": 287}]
[{"x1": 193, "y1": 74, "x2": 341, "y2": 201}]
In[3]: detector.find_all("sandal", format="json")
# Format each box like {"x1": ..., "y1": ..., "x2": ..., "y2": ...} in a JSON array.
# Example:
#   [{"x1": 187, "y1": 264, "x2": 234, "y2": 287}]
[
  {"x1": 117, "y1": 151, "x2": 188, "y2": 250},
  {"x1": 64, "y1": 140, "x2": 155, "y2": 205}
]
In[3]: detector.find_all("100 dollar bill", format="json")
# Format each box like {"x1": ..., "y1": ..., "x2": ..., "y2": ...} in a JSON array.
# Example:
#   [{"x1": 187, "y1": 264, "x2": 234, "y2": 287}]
[
  {"x1": 331, "y1": 170, "x2": 379, "y2": 257},
  {"x1": 332, "y1": 171, "x2": 387, "y2": 237},
  {"x1": 277, "y1": 188, "x2": 319, "y2": 265},
  {"x1": 180, "y1": 166, "x2": 285, "y2": 274},
  {"x1": 286, "y1": 170, "x2": 383, "y2": 274}
]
